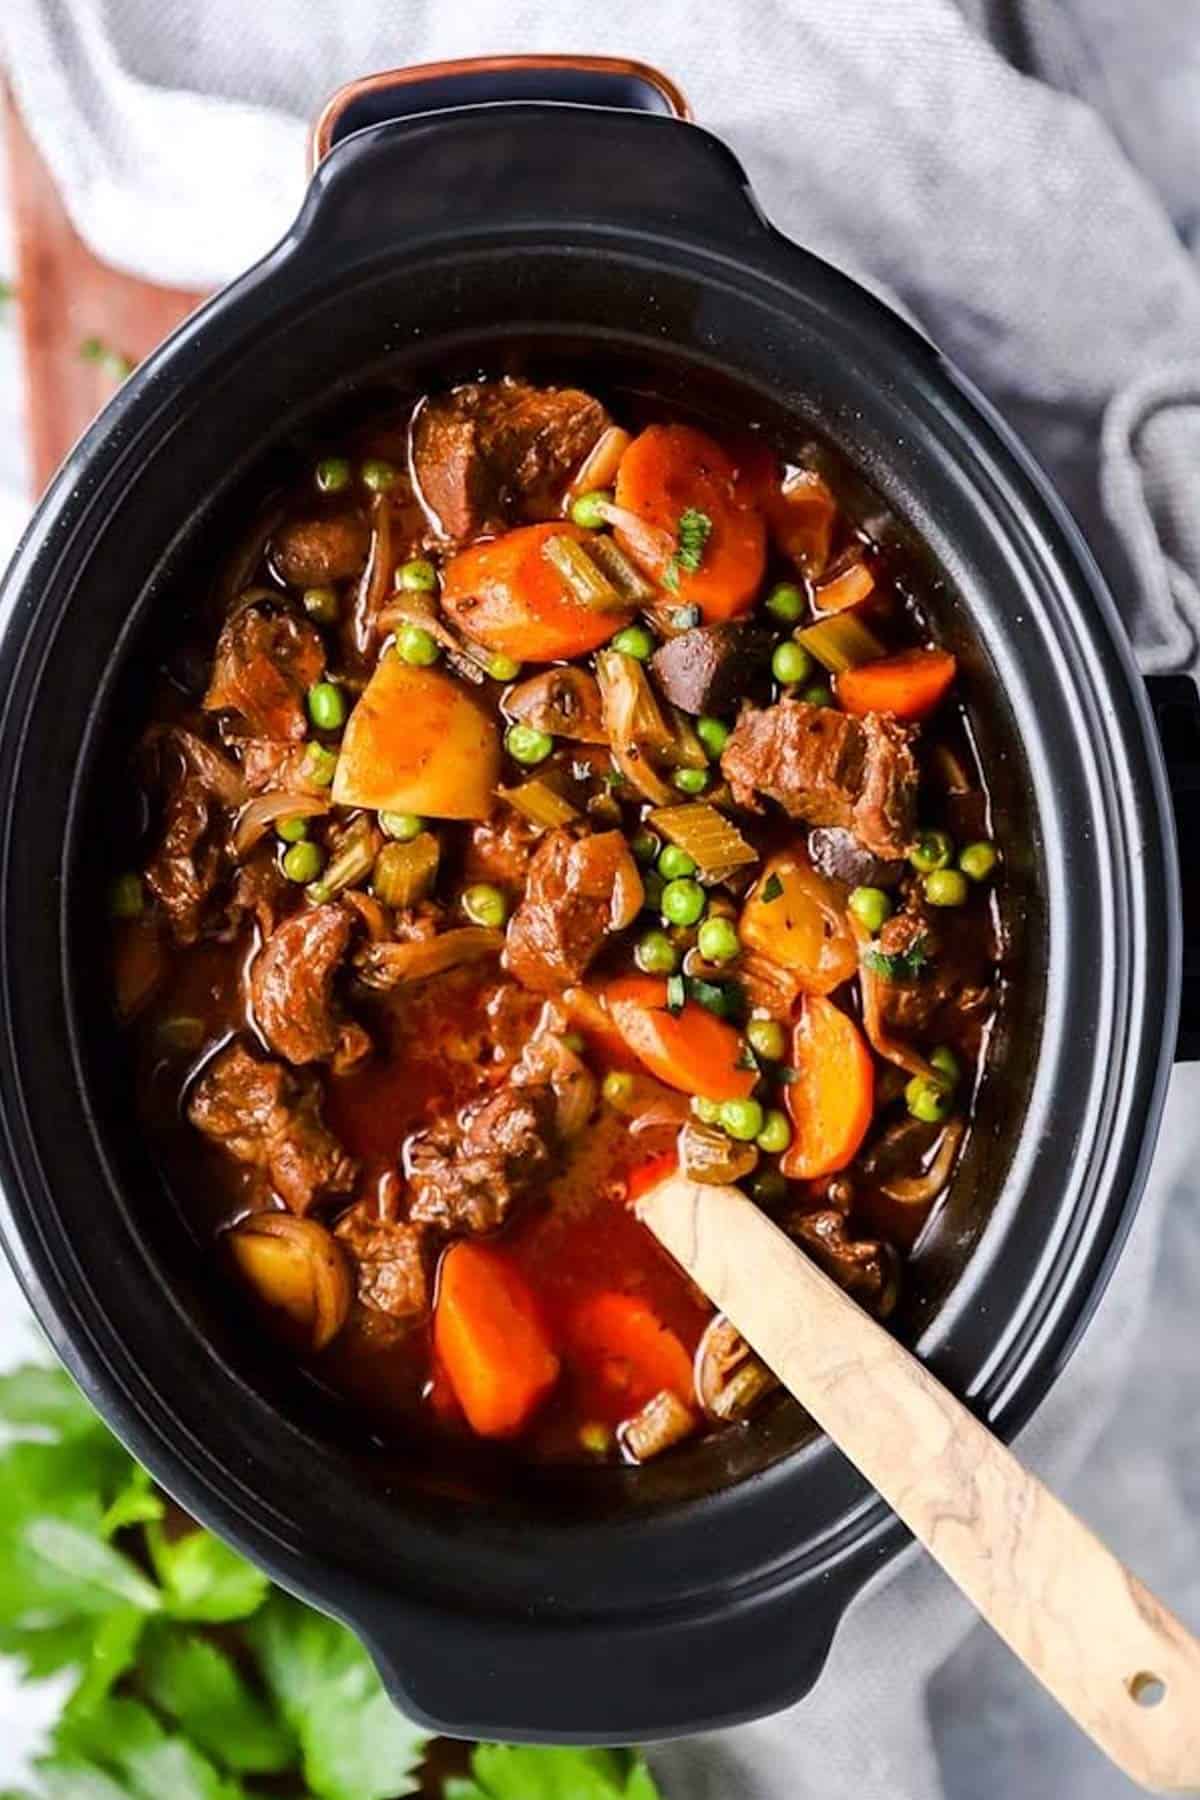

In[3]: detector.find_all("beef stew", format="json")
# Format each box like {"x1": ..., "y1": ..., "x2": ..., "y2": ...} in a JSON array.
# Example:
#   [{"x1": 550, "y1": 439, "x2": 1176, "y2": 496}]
[{"x1": 110, "y1": 376, "x2": 1002, "y2": 1468}]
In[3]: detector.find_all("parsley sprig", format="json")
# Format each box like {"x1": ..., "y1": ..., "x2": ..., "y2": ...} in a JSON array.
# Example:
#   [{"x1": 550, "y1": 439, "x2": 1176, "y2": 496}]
[
  {"x1": 662, "y1": 508, "x2": 712, "y2": 593},
  {"x1": 0, "y1": 1360, "x2": 665, "y2": 1800}
]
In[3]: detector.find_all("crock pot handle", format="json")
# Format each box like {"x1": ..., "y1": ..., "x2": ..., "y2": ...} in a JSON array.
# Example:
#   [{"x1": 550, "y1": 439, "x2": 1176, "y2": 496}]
[
  {"x1": 1145, "y1": 674, "x2": 1200, "y2": 1060},
  {"x1": 309, "y1": 55, "x2": 691, "y2": 167}
]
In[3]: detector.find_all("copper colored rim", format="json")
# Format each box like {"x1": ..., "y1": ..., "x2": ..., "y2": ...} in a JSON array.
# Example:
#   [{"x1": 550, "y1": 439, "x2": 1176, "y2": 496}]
[{"x1": 308, "y1": 53, "x2": 691, "y2": 170}]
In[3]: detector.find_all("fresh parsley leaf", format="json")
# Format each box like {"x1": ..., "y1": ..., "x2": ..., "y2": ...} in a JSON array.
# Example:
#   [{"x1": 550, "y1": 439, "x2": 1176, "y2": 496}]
[
  {"x1": 52, "y1": 1696, "x2": 246, "y2": 1800},
  {"x1": 864, "y1": 935, "x2": 929, "y2": 984},
  {"x1": 62, "y1": 1608, "x2": 146, "y2": 1718},
  {"x1": 662, "y1": 511, "x2": 712, "y2": 593},
  {"x1": 145, "y1": 1521, "x2": 268, "y2": 1624},
  {"x1": 0, "y1": 1365, "x2": 98, "y2": 1441},
  {"x1": 100, "y1": 1467, "x2": 163, "y2": 1539},
  {"x1": 139, "y1": 1628, "x2": 294, "y2": 1775},
  {"x1": 447, "y1": 1744, "x2": 662, "y2": 1800},
  {"x1": 760, "y1": 873, "x2": 784, "y2": 904},
  {"x1": 686, "y1": 976, "x2": 745, "y2": 1022},
  {"x1": 247, "y1": 1593, "x2": 428, "y2": 1800},
  {"x1": 22, "y1": 1760, "x2": 133, "y2": 1799},
  {"x1": 665, "y1": 973, "x2": 686, "y2": 1016}
]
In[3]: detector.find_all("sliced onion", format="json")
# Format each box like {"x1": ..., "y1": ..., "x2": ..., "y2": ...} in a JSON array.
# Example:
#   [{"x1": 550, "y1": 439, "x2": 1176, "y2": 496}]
[
  {"x1": 233, "y1": 790, "x2": 328, "y2": 858},
  {"x1": 598, "y1": 499, "x2": 675, "y2": 573},
  {"x1": 355, "y1": 925, "x2": 503, "y2": 988},
  {"x1": 350, "y1": 493, "x2": 393, "y2": 658},
  {"x1": 228, "y1": 1212, "x2": 351, "y2": 1351},
  {"x1": 880, "y1": 1117, "x2": 966, "y2": 1205},
  {"x1": 376, "y1": 596, "x2": 489, "y2": 685},
  {"x1": 851, "y1": 914, "x2": 936, "y2": 1079},
  {"x1": 566, "y1": 425, "x2": 632, "y2": 503}
]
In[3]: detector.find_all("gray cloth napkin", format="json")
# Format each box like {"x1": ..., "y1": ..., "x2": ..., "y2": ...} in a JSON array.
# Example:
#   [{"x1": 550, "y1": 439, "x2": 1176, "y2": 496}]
[{"x1": 1, "y1": 3, "x2": 1198, "y2": 1795}]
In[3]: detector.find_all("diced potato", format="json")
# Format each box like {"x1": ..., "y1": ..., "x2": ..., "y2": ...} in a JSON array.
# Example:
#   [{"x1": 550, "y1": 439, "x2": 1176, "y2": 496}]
[{"x1": 333, "y1": 657, "x2": 499, "y2": 820}]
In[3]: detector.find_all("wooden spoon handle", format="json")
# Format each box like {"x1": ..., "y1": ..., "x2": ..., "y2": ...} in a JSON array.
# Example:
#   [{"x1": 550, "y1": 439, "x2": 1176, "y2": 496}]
[{"x1": 641, "y1": 1175, "x2": 1200, "y2": 1794}]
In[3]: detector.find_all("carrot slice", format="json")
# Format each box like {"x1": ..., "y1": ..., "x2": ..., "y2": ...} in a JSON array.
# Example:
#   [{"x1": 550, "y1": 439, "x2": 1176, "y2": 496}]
[
  {"x1": 566, "y1": 1292, "x2": 694, "y2": 1413},
  {"x1": 614, "y1": 424, "x2": 766, "y2": 621},
  {"x1": 781, "y1": 995, "x2": 875, "y2": 1179},
  {"x1": 605, "y1": 975, "x2": 756, "y2": 1101},
  {"x1": 441, "y1": 522, "x2": 633, "y2": 662},
  {"x1": 733, "y1": 442, "x2": 837, "y2": 579},
  {"x1": 837, "y1": 648, "x2": 957, "y2": 721},
  {"x1": 433, "y1": 1241, "x2": 560, "y2": 1438}
]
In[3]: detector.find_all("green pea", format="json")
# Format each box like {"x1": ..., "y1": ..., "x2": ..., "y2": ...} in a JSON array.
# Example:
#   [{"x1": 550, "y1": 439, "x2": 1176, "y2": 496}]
[
  {"x1": 397, "y1": 557, "x2": 438, "y2": 594},
  {"x1": 641, "y1": 869, "x2": 666, "y2": 912},
  {"x1": 307, "y1": 682, "x2": 346, "y2": 731},
  {"x1": 631, "y1": 830, "x2": 660, "y2": 866},
  {"x1": 396, "y1": 624, "x2": 440, "y2": 667},
  {"x1": 800, "y1": 682, "x2": 834, "y2": 708},
  {"x1": 924, "y1": 868, "x2": 969, "y2": 908},
  {"x1": 282, "y1": 841, "x2": 324, "y2": 884},
  {"x1": 603, "y1": 1070, "x2": 636, "y2": 1109},
  {"x1": 314, "y1": 456, "x2": 350, "y2": 494},
  {"x1": 959, "y1": 840, "x2": 998, "y2": 882},
  {"x1": 746, "y1": 1016, "x2": 786, "y2": 1061},
  {"x1": 696, "y1": 715, "x2": 730, "y2": 758},
  {"x1": 657, "y1": 843, "x2": 697, "y2": 880},
  {"x1": 569, "y1": 488, "x2": 613, "y2": 529},
  {"x1": 772, "y1": 640, "x2": 814, "y2": 687},
  {"x1": 612, "y1": 624, "x2": 656, "y2": 662},
  {"x1": 635, "y1": 929, "x2": 679, "y2": 975},
  {"x1": 361, "y1": 457, "x2": 399, "y2": 493},
  {"x1": 462, "y1": 883, "x2": 508, "y2": 928},
  {"x1": 930, "y1": 1045, "x2": 962, "y2": 1087},
  {"x1": 302, "y1": 743, "x2": 338, "y2": 788},
  {"x1": 505, "y1": 722, "x2": 554, "y2": 766},
  {"x1": 302, "y1": 585, "x2": 339, "y2": 625},
  {"x1": 380, "y1": 811, "x2": 424, "y2": 842},
  {"x1": 661, "y1": 877, "x2": 706, "y2": 927},
  {"x1": 276, "y1": 816, "x2": 310, "y2": 844},
  {"x1": 906, "y1": 1073, "x2": 953, "y2": 1124},
  {"x1": 697, "y1": 916, "x2": 741, "y2": 964},
  {"x1": 108, "y1": 872, "x2": 144, "y2": 920},
  {"x1": 764, "y1": 581, "x2": 805, "y2": 624},
  {"x1": 748, "y1": 1168, "x2": 789, "y2": 1210},
  {"x1": 691, "y1": 1096, "x2": 723, "y2": 1125},
  {"x1": 848, "y1": 886, "x2": 893, "y2": 933},
  {"x1": 755, "y1": 1108, "x2": 792, "y2": 1154},
  {"x1": 909, "y1": 829, "x2": 955, "y2": 874},
  {"x1": 672, "y1": 766, "x2": 709, "y2": 795},
  {"x1": 720, "y1": 1097, "x2": 766, "y2": 1142},
  {"x1": 486, "y1": 653, "x2": 522, "y2": 682}
]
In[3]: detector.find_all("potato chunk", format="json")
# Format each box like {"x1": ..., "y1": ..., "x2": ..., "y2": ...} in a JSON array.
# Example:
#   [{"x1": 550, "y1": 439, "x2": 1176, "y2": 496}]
[{"x1": 333, "y1": 657, "x2": 499, "y2": 819}]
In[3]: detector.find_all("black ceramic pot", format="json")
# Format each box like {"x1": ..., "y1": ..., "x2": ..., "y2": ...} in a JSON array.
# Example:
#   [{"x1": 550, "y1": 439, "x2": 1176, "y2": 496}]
[{"x1": 0, "y1": 58, "x2": 1196, "y2": 1743}]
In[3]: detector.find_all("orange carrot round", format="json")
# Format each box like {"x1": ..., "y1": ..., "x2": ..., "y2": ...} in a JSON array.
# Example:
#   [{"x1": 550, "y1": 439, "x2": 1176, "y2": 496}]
[
  {"x1": 781, "y1": 994, "x2": 875, "y2": 1179},
  {"x1": 614, "y1": 424, "x2": 766, "y2": 621},
  {"x1": 605, "y1": 975, "x2": 757, "y2": 1101},
  {"x1": 433, "y1": 1241, "x2": 560, "y2": 1438},
  {"x1": 441, "y1": 522, "x2": 633, "y2": 662},
  {"x1": 837, "y1": 647, "x2": 957, "y2": 721},
  {"x1": 566, "y1": 1292, "x2": 694, "y2": 1412}
]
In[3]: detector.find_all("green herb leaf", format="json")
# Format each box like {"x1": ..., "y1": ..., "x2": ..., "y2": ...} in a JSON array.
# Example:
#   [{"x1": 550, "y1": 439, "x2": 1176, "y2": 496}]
[
  {"x1": 864, "y1": 935, "x2": 929, "y2": 984},
  {"x1": 0, "y1": 1365, "x2": 98, "y2": 1441},
  {"x1": 447, "y1": 1744, "x2": 662, "y2": 1800},
  {"x1": 100, "y1": 1467, "x2": 163, "y2": 1539},
  {"x1": 686, "y1": 976, "x2": 745, "y2": 1022},
  {"x1": 23, "y1": 1759, "x2": 134, "y2": 1799},
  {"x1": 665, "y1": 973, "x2": 686, "y2": 1016},
  {"x1": 146, "y1": 1521, "x2": 269, "y2": 1624},
  {"x1": 62, "y1": 1609, "x2": 146, "y2": 1718},
  {"x1": 51, "y1": 1696, "x2": 246, "y2": 1800},
  {"x1": 662, "y1": 511, "x2": 712, "y2": 593},
  {"x1": 760, "y1": 873, "x2": 784, "y2": 904},
  {"x1": 247, "y1": 1593, "x2": 428, "y2": 1800},
  {"x1": 78, "y1": 338, "x2": 135, "y2": 382},
  {"x1": 139, "y1": 1629, "x2": 295, "y2": 1775}
]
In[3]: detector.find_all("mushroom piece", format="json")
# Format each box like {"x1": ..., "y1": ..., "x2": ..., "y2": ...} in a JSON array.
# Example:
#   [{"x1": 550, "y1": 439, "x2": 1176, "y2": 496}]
[
  {"x1": 618, "y1": 1387, "x2": 698, "y2": 1463},
  {"x1": 227, "y1": 1211, "x2": 352, "y2": 1351},
  {"x1": 505, "y1": 667, "x2": 608, "y2": 743},
  {"x1": 695, "y1": 1314, "x2": 779, "y2": 1423}
]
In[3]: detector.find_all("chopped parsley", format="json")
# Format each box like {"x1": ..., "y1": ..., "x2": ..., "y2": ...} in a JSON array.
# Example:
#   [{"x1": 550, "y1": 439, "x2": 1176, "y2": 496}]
[
  {"x1": 687, "y1": 975, "x2": 746, "y2": 1022},
  {"x1": 864, "y1": 935, "x2": 929, "y2": 984},
  {"x1": 760, "y1": 872, "x2": 785, "y2": 904},
  {"x1": 663, "y1": 508, "x2": 713, "y2": 592}
]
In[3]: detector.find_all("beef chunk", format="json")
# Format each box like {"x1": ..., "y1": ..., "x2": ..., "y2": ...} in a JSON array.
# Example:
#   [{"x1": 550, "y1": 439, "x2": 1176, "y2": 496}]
[
  {"x1": 250, "y1": 904, "x2": 371, "y2": 1072},
  {"x1": 463, "y1": 811, "x2": 541, "y2": 894},
  {"x1": 406, "y1": 1078, "x2": 558, "y2": 1235},
  {"x1": 236, "y1": 737, "x2": 327, "y2": 795},
  {"x1": 144, "y1": 775, "x2": 222, "y2": 946},
  {"x1": 808, "y1": 825, "x2": 904, "y2": 891},
  {"x1": 721, "y1": 699, "x2": 917, "y2": 858},
  {"x1": 504, "y1": 829, "x2": 642, "y2": 993},
  {"x1": 412, "y1": 378, "x2": 609, "y2": 541},
  {"x1": 334, "y1": 1203, "x2": 430, "y2": 1321},
  {"x1": 204, "y1": 602, "x2": 326, "y2": 741},
  {"x1": 787, "y1": 1209, "x2": 899, "y2": 1319},
  {"x1": 189, "y1": 1041, "x2": 358, "y2": 1213},
  {"x1": 270, "y1": 512, "x2": 371, "y2": 587},
  {"x1": 227, "y1": 848, "x2": 288, "y2": 940},
  {"x1": 650, "y1": 623, "x2": 774, "y2": 717},
  {"x1": 874, "y1": 896, "x2": 993, "y2": 1036}
]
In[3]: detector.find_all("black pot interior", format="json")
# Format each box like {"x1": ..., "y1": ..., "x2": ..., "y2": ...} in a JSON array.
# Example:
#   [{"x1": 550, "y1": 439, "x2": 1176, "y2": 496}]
[{"x1": 73, "y1": 319, "x2": 1044, "y2": 1523}]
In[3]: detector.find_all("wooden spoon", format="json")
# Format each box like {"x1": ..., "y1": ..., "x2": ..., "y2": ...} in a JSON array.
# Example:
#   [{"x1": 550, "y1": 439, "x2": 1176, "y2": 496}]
[{"x1": 639, "y1": 1174, "x2": 1200, "y2": 1794}]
